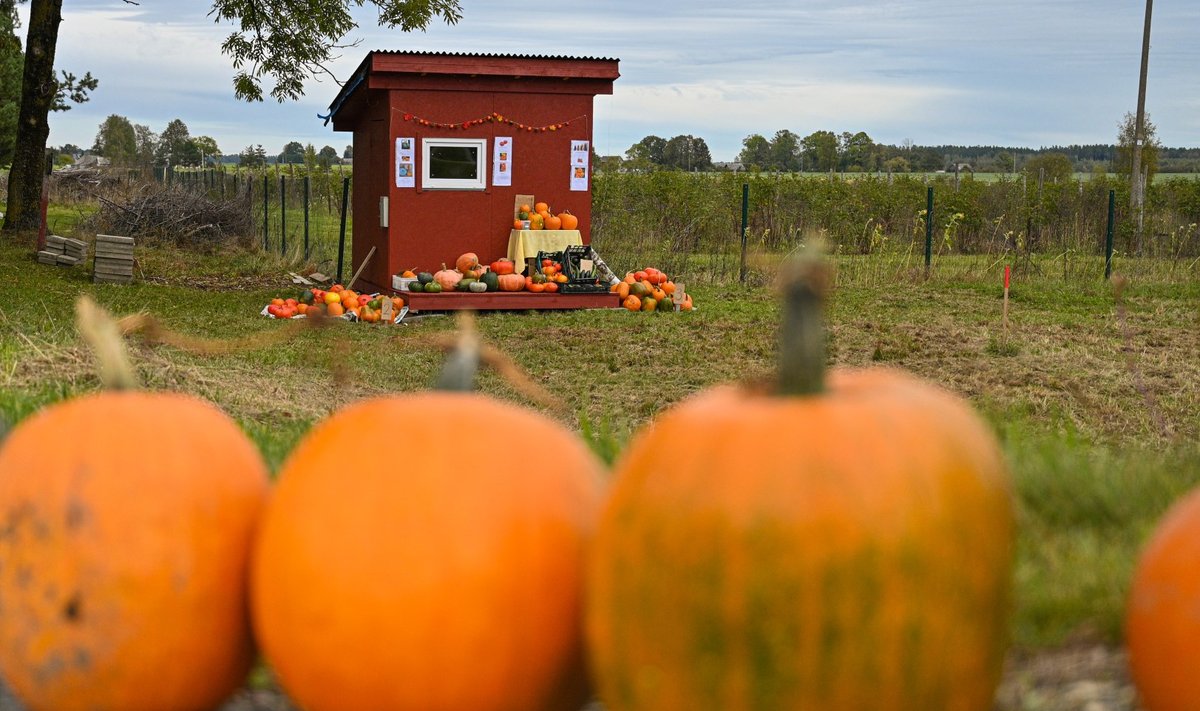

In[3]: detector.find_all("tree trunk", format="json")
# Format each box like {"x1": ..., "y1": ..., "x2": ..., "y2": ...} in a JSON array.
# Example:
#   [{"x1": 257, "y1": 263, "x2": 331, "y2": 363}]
[{"x1": 3, "y1": 0, "x2": 62, "y2": 232}]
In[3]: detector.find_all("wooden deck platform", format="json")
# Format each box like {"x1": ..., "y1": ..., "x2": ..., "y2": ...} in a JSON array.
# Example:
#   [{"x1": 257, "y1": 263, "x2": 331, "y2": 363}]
[{"x1": 397, "y1": 290, "x2": 620, "y2": 313}]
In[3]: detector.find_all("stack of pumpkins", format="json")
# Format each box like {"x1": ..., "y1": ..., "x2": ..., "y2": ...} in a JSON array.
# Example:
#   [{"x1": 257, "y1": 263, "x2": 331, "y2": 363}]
[
  {"x1": 403, "y1": 253, "x2": 539, "y2": 294},
  {"x1": 4, "y1": 262, "x2": 1194, "y2": 711},
  {"x1": 401, "y1": 253, "x2": 526, "y2": 294},
  {"x1": 512, "y1": 201, "x2": 579, "y2": 232}
]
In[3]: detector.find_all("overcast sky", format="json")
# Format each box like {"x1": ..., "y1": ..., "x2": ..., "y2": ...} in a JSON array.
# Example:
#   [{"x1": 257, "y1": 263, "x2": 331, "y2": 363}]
[{"x1": 24, "y1": 0, "x2": 1200, "y2": 162}]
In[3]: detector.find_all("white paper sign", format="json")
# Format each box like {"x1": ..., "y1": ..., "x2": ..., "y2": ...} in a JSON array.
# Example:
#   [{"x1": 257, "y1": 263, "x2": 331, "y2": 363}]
[
  {"x1": 569, "y1": 140, "x2": 589, "y2": 191},
  {"x1": 395, "y1": 137, "x2": 415, "y2": 188},
  {"x1": 493, "y1": 136, "x2": 513, "y2": 186}
]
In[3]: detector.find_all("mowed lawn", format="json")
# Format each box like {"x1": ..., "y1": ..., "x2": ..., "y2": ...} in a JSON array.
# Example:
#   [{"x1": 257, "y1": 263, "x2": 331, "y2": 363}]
[{"x1": 1, "y1": 230, "x2": 1198, "y2": 652}]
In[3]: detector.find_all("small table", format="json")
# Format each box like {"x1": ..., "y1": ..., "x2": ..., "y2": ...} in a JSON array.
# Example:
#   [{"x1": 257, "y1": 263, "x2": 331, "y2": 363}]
[{"x1": 507, "y1": 230, "x2": 583, "y2": 271}]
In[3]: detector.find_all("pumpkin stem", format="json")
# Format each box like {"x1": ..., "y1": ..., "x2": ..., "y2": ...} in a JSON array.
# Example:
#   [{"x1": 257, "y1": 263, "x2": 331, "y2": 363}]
[
  {"x1": 435, "y1": 311, "x2": 482, "y2": 392},
  {"x1": 777, "y1": 251, "x2": 830, "y2": 397},
  {"x1": 75, "y1": 295, "x2": 141, "y2": 391}
]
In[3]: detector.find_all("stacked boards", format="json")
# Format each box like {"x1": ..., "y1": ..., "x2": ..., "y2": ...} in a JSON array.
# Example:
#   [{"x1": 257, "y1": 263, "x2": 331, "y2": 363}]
[
  {"x1": 37, "y1": 235, "x2": 88, "y2": 267},
  {"x1": 93, "y1": 234, "x2": 135, "y2": 285}
]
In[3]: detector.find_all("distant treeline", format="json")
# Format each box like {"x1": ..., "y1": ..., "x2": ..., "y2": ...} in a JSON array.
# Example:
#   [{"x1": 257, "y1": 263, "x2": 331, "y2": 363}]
[{"x1": 935, "y1": 145, "x2": 1200, "y2": 174}]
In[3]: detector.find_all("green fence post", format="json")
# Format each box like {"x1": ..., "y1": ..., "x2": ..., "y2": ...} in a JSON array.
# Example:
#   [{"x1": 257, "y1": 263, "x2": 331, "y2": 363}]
[
  {"x1": 1105, "y1": 189, "x2": 1116, "y2": 279},
  {"x1": 280, "y1": 175, "x2": 287, "y2": 256},
  {"x1": 924, "y1": 186, "x2": 934, "y2": 279},
  {"x1": 303, "y1": 175, "x2": 311, "y2": 261},
  {"x1": 739, "y1": 182, "x2": 749, "y2": 284},
  {"x1": 262, "y1": 174, "x2": 269, "y2": 250}
]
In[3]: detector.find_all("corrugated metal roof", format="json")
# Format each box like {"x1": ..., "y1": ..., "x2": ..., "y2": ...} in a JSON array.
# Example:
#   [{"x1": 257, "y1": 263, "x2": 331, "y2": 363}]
[
  {"x1": 324, "y1": 50, "x2": 619, "y2": 123},
  {"x1": 368, "y1": 49, "x2": 620, "y2": 62}
]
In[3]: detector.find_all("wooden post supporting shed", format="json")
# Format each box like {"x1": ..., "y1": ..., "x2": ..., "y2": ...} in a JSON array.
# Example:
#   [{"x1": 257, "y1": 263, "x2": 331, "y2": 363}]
[{"x1": 326, "y1": 51, "x2": 620, "y2": 296}]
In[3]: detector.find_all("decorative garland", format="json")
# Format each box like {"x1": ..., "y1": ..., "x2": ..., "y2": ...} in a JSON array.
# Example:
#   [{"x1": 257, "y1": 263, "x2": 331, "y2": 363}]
[{"x1": 397, "y1": 110, "x2": 581, "y2": 133}]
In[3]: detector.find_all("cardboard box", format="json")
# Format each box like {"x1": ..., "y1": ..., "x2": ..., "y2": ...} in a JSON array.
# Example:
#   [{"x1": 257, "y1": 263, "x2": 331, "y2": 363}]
[
  {"x1": 513, "y1": 194, "x2": 535, "y2": 220},
  {"x1": 392, "y1": 275, "x2": 420, "y2": 292}
]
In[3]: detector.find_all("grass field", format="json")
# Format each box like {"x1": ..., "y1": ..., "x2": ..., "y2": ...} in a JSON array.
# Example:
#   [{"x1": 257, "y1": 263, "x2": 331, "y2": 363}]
[{"x1": 1, "y1": 227, "x2": 1198, "y2": 657}]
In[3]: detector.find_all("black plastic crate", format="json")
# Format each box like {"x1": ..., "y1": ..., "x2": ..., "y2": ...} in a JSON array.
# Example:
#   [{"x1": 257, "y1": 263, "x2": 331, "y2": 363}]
[{"x1": 558, "y1": 281, "x2": 611, "y2": 294}]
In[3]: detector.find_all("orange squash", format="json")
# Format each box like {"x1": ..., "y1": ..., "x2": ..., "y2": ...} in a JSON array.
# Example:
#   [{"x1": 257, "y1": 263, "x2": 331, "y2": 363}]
[
  {"x1": 558, "y1": 210, "x2": 579, "y2": 231},
  {"x1": 543, "y1": 214, "x2": 563, "y2": 230},
  {"x1": 534, "y1": 201, "x2": 549, "y2": 214},
  {"x1": 0, "y1": 392, "x2": 269, "y2": 711},
  {"x1": 497, "y1": 272, "x2": 526, "y2": 291},
  {"x1": 1127, "y1": 487, "x2": 1200, "y2": 711},
  {"x1": 587, "y1": 255, "x2": 1014, "y2": 711},
  {"x1": 251, "y1": 393, "x2": 605, "y2": 711},
  {"x1": 455, "y1": 252, "x2": 480, "y2": 274}
]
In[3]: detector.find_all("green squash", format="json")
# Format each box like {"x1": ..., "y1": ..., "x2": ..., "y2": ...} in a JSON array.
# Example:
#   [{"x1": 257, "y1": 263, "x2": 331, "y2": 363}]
[
  {"x1": 480, "y1": 271, "x2": 500, "y2": 292},
  {"x1": 424, "y1": 282, "x2": 442, "y2": 293},
  {"x1": 417, "y1": 271, "x2": 434, "y2": 285},
  {"x1": 457, "y1": 278, "x2": 477, "y2": 292}
]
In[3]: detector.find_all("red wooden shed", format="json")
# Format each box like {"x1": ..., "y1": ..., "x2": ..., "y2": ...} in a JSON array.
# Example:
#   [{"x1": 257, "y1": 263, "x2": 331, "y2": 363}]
[{"x1": 327, "y1": 51, "x2": 620, "y2": 295}]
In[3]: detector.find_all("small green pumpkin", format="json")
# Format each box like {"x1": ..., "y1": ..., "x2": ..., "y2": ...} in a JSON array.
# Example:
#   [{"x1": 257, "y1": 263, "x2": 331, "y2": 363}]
[
  {"x1": 480, "y1": 272, "x2": 500, "y2": 292},
  {"x1": 457, "y1": 278, "x2": 477, "y2": 292}
]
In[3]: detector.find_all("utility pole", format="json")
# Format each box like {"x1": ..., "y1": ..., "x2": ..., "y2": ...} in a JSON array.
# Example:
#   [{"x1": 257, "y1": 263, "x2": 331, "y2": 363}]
[{"x1": 1130, "y1": 0, "x2": 1153, "y2": 232}]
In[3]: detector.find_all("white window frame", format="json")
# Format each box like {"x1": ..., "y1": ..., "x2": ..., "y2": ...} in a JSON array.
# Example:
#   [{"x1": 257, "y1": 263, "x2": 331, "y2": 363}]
[{"x1": 421, "y1": 137, "x2": 487, "y2": 190}]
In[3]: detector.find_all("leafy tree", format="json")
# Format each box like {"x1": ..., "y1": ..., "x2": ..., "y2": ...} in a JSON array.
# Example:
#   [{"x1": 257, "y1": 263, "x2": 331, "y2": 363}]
[
  {"x1": 5, "y1": 0, "x2": 461, "y2": 232},
  {"x1": 662, "y1": 135, "x2": 711, "y2": 171},
  {"x1": 191, "y1": 136, "x2": 221, "y2": 165},
  {"x1": 625, "y1": 135, "x2": 667, "y2": 169},
  {"x1": 238, "y1": 144, "x2": 267, "y2": 168},
  {"x1": 882, "y1": 156, "x2": 911, "y2": 173},
  {"x1": 800, "y1": 130, "x2": 839, "y2": 172},
  {"x1": 278, "y1": 141, "x2": 305, "y2": 165},
  {"x1": 0, "y1": 1, "x2": 21, "y2": 166},
  {"x1": 93, "y1": 114, "x2": 137, "y2": 164},
  {"x1": 133, "y1": 124, "x2": 157, "y2": 169},
  {"x1": 343, "y1": 144, "x2": 353, "y2": 160},
  {"x1": 769, "y1": 130, "x2": 801, "y2": 171},
  {"x1": 995, "y1": 151, "x2": 1015, "y2": 173},
  {"x1": 156, "y1": 119, "x2": 199, "y2": 166},
  {"x1": 212, "y1": 0, "x2": 461, "y2": 101},
  {"x1": 840, "y1": 131, "x2": 876, "y2": 172},
  {"x1": 1022, "y1": 152, "x2": 1074, "y2": 183},
  {"x1": 3, "y1": 0, "x2": 97, "y2": 229},
  {"x1": 318, "y1": 145, "x2": 339, "y2": 167},
  {"x1": 737, "y1": 134, "x2": 771, "y2": 170},
  {"x1": 1114, "y1": 111, "x2": 1160, "y2": 182}
]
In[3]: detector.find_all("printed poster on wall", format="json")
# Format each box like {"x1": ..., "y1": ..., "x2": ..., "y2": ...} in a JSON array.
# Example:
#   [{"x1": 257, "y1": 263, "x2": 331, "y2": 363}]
[
  {"x1": 492, "y1": 136, "x2": 513, "y2": 187},
  {"x1": 395, "y1": 137, "x2": 415, "y2": 188},
  {"x1": 569, "y1": 140, "x2": 589, "y2": 191}
]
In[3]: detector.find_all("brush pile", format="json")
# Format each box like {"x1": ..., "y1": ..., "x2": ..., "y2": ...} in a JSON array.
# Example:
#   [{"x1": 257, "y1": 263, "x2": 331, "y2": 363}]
[{"x1": 83, "y1": 184, "x2": 255, "y2": 248}]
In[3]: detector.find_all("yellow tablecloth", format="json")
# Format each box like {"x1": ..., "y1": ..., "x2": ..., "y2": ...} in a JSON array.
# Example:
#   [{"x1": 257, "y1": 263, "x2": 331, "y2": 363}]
[{"x1": 507, "y1": 230, "x2": 583, "y2": 269}]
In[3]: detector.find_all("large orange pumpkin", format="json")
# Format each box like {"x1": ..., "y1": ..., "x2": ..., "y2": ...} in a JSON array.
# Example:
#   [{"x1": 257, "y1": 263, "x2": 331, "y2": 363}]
[
  {"x1": 558, "y1": 210, "x2": 579, "y2": 231},
  {"x1": 0, "y1": 391, "x2": 269, "y2": 711},
  {"x1": 586, "y1": 257, "x2": 1014, "y2": 711},
  {"x1": 251, "y1": 392, "x2": 606, "y2": 711},
  {"x1": 1126, "y1": 487, "x2": 1200, "y2": 711}
]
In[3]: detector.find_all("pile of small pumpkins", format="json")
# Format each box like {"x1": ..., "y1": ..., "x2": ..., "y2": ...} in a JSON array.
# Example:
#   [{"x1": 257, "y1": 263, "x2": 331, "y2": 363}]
[
  {"x1": 512, "y1": 201, "x2": 579, "y2": 231},
  {"x1": 399, "y1": 252, "x2": 570, "y2": 294},
  {"x1": 264, "y1": 285, "x2": 406, "y2": 323},
  {"x1": 612, "y1": 266, "x2": 694, "y2": 313}
]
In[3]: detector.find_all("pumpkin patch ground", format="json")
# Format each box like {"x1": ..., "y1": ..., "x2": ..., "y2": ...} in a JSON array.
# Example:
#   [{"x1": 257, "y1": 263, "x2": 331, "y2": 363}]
[{"x1": 1, "y1": 230, "x2": 1198, "y2": 710}]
